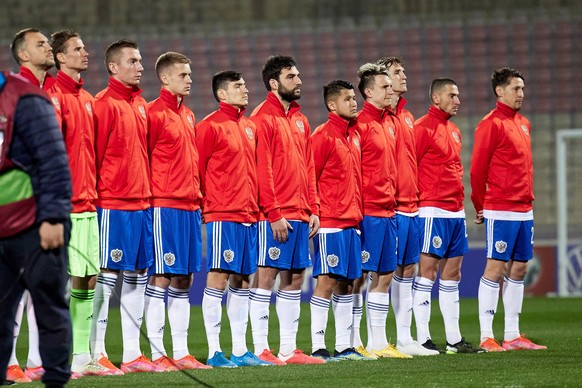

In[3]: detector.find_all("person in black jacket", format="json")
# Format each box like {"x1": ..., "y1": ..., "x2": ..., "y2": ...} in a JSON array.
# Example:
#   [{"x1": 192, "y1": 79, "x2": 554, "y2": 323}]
[{"x1": 0, "y1": 71, "x2": 73, "y2": 387}]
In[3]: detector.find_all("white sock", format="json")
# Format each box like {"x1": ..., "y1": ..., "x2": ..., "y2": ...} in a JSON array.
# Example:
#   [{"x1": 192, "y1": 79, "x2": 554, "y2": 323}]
[
  {"x1": 168, "y1": 286, "x2": 191, "y2": 360},
  {"x1": 276, "y1": 289, "x2": 301, "y2": 356},
  {"x1": 120, "y1": 273, "x2": 147, "y2": 363},
  {"x1": 9, "y1": 293, "x2": 26, "y2": 365},
  {"x1": 439, "y1": 279, "x2": 462, "y2": 345},
  {"x1": 502, "y1": 276, "x2": 524, "y2": 341},
  {"x1": 71, "y1": 353, "x2": 92, "y2": 369},
  {"x1": 392, "y1": 275, "x2": 414, "y2": 346},
  {"x1": 227, "y1": 286, "x2": 250, "y2": 357},
  {"x1": 366, "y1": 292, "x2": 389, "y2": 351},
  {"x1": 145, "y1": 284, "x2": 167, "y2": 361},
  {"x1": 478, "y1": 277, "x2": 500, "y2": 342},
  {"x1": 26, "y1": 296, "x2": 42, "y2": 368},
  {"x1": 412, "y1": 276, "x2": 434, "y2": 344},
  {"x1": 332, "y1": 293, "x2": 353, "y2": 353},
  {"x1": 249, "y1": 288, "x2": 271, "y2": 354},
  {"x1": 310, "y1": 296, "x2": 330, "y2": 353},
  {"x1": 351, "y1": 293, "x2": 363, "y2": 348},
  {"x1": 202, "y1": 287, "x2": 224, "y2": 359},
  {"x1": 91, "y1": 272, "x2": 117, "y2": 359}
]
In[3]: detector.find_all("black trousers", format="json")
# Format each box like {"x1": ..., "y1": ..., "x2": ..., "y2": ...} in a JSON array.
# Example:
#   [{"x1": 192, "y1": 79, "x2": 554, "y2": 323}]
[{"x1": 0, "y1": 224, "x2": 71, "y2": 385}]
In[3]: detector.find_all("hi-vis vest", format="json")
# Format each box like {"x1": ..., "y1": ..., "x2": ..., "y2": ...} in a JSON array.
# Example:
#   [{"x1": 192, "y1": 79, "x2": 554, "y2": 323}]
[{"x1": 0, "y1": 71, "x2": 50, "y2": 238}]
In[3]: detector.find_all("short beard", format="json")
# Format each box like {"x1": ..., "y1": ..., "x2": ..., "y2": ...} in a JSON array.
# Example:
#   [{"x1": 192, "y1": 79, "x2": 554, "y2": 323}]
[{"x1": 278, "y1": 84, "x2": 300, "y2": 103}]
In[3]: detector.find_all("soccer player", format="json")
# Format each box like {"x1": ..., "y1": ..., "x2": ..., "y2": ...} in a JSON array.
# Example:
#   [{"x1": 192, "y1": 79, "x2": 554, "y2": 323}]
[
  {"x1": 413, "y1": 78, "x2": 479, "y2": 354},
  {"x1": 352, "y1": 63, "x2": 409, "y2": 359},
  {"x1": 377, "y1": 56, "x2": 439, "y2": 356},
  {"x1": 91, "y1": 40, "x2": 162, "y2": 373},
  {"x1": 471, "y1": 67, "x2": 546, "y2": 352},
  {"x1": 309, "y1": 80, "x2": 366, "y2": 362},
  {"x1": 249, "y1": 55, "x2": 322, "y2": 365},
  {"x1": 144, "y1": 51, "x2": 211, "y2": 370},
  {"x1": 197, "y1": 70, "x2": 271, "y2": 368},
  {"x1": 47, "y1": 29, "x2": 115, "y2": 377}
]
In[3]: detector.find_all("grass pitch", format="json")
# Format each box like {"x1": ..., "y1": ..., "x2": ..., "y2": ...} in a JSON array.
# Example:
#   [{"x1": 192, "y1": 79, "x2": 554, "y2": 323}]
[{"x1": 14, "y1": 297, "x2": 582, "y2": 387}]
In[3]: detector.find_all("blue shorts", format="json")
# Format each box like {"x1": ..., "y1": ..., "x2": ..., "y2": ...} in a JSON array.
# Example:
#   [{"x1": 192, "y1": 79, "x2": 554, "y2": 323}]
[
  {"x1": 313, "y1": 228, "x2": 362, "y2": 280},
  {"x1": 97, "y1": 207, "x2": 153, "y2": 271},
  {"x1": 396, "y1": 214, "x2": 421, "y2": 266},
  {"x1": 149, "y1": 207, "x2": 202, "y2": 275},
  {"x1": 360, "y1": 216, "x2": 397, "y2": 273},
  {"x1": 420, "y1": 217, "x2": 468, "y2": 259},
  {"x1": 206, "y1": 221, "x2": 257, "y2": 275},
  {"x1": 485, "y1": 218, "x2": 534, "y2": 262},
  {"x1": 258, "y1": 220, "x2": 311, "y2": 270}
]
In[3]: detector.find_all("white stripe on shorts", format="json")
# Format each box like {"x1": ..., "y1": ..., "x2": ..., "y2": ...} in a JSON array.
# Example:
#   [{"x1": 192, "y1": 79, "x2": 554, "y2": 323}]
[
  {"x1": 100, "y1": 209, "x2": 110, "y2": 268},
  {"x1": 318, "y1": 233, "x2": 328, "y2": 274},
  {"x1": 213, "y1": 221, "x2": 222, "y2": 269},
  {"x1": 487, "y1": 219, "x2": 494, "y2": 258},
  {"x1": 422, "y1": 216, "x2": 433, "y2": 253},
  {"x1": 258, "y1": 221, "x2": 266, "y2": 266},
  {"x1": 153, "y1": 207, "x2": 164, "y2": 273}
]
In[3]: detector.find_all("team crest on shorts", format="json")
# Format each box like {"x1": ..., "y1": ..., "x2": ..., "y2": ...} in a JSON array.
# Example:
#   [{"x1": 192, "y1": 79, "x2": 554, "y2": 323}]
[
  {"x1": 361, "y1": 250, "x2": 370, "y2": 264},
  {"x1": 388, "y1": 126, "x2": 395, "y2": 138},
  {"x1": 85, "y1": 101, "x2": 93, "y2": 115},
  {"x1": 223, "y1": 249, "x2": 235, "y2": 263},
  {"x1": 296, "y1": 120, "x2": 305, "y2": 133},
  {"x1": 521, "y1": 125, "x2": 529, "y2": 135},
  {"x1": 110, "y1": 248, "x2": 123, "y2": 262},
  {"x1": 138, "y1": 105, "x2": 146, "y2": 118},
  {"x1": 404, "y1": 117, "x2": 413, "y2": 128},
  {"x1": 187, "y1": 115, "x2": 194, "y2": 128},
  {"x1": 163, "y1": 253, "x2": 176, "y2": 266},
  {"x1": 51, "y1": 96, "x2": 60, "y2": 110},
  {"x1": 432, "y1": 236, "x2": 442, "y2": 249},
  {"x1": 353, "y1": 137, "x2": 360, "y2": 150},
  {"x1": 451, "y1": 131, "x2": 460, "y2": 143},
  {"x1": 327, "y1": 254, "x2": 339, "y2": 268},
  {"x1": 495, "y1": 240, "x2": 507, "y2": 253},
  {"x1": 268, "y1": 247, "x2": 281, "y2": 260},
  {"x1": 245, "y1": 127, "x2": 254, "y2": 140}
]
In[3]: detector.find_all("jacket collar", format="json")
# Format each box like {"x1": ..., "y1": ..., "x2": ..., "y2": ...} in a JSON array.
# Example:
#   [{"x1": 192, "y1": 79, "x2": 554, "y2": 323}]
[
  {"x1": 362, "y1": 101, "x2": 385, "y2": 122},
  {"x1": 56, "y1": 71, "x2": 84, "y2": 95},
  {"x1": 428, "y1": 105, "x2": 452, "y2": 121},
  {"x1": 219, "y1": 101, "x2": 246, "y2": 121},
  {"x1": 266, "y1": 91, "x2": 301, "y2": 117},
  {"x1": 496, "y1": 101, "x2": 518, "y2": 118},
  {"x1": 108, "y1": 77, "x2": 142, "y2": 101},
  {"x1": 327, "y1": 112, "x2": 356, "y2": 137},
  {"x1": 159, "y1": 88, "x2": 183, "y2": 113}
]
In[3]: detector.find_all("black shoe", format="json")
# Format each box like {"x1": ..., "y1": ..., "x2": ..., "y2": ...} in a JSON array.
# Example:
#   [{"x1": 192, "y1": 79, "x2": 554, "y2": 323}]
[
  {"x1": 311, "y1": 348, "x2": 334, "y2": 361},
  {"x1": 0, "y1": 381, "x2": 16, "y2": 386},
  {"x1": 446, "y1": 337, "x2": 484, "y2": 354},
  {"x1": 422, "y1": 339, "x2": 445, "y2": 354}
]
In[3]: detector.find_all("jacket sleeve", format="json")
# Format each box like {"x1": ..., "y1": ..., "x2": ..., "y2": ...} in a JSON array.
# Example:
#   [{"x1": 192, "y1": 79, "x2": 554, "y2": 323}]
[
  {"x1": 304, "y1": 120, "x2": 320, "y2": 217},
  {"x1": 93, "y1": 98, "x2": 113, "y2": 174},
  {"x1": 147, "y1": 109, "x2": 163, "y2": 159},
  {"x1": 13, "y1": 95, "x2": 72, "y2": 222},
  {"x1": 194, "y1": 120, "x2": 215, "y2": 199},
  {"x1": 414, "y1": 121, "x2": 431, "y2": 164},
  {"x1": 470, "y1": 119, "x2": 496, "y2": 213}
]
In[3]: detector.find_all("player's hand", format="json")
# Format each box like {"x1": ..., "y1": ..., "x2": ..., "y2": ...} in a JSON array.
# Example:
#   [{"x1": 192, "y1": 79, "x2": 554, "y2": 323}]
[
  {"x1": 308, "y1": 214, "x2": 320, "y2": 238},
  {"x1": 270, "y1": 217, "x2": 293, "y2": 243},
  {"x1": 474, "y1": 210, "x2": 484, "y2": 225},
  {"x1": 39, "y1": 221, "x2": 65, "y2": 250}
]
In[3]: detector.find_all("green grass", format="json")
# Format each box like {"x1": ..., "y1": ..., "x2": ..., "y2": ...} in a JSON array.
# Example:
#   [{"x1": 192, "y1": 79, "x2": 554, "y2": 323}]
[{"x1": 15, "y1": 297, "x2": 582, "y2": 387}]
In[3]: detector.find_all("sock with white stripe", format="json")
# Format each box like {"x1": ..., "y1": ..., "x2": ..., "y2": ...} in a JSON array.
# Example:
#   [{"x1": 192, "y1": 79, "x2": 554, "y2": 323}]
[
  {"x1": 227, "y1": 286, "x2": 250, "y2": 357},
  {"x1": 249, "y1": 288, "x2": 271, "y2": 354},
  {"x1": 9, "y1": 294, "x2": 26, "y2": 365},
  {"x1": 277, "y1": 289, "x2": 301, "y2": 356},
  {"x1": 503, "y1": 276, "x2": 524, "y2": 341},
  {"x1": 412, "y1": 276, "x2": 434, "y2": 344},
  {"x1": 168, "y1": 286, "x2": 191, "y2": 360},
  {"x1": 332, "y1": 293, "x2": 354, "y2": 353},
  {"x1": 145, "y1": 284, "x2": 167, "y2": 361},
  {"x1": 121, "y1": 273, "x2": 148, "y2": 363},
  {"x1": 310, "y1": 296, "x2": 330, "y2": 353},
  {"x1": 392, "y1": 275, "x2": 414, "y2": 346},
  {"x1": 351, "y1": 292, "x2": 364, "y2": 348},
  {"x1": 478, "y1": 277, "x2": 500, "y2": 342},
  {"x1": 439, "y1": 279, "x2": 462, "y2": 345},
  {"x1": 202, "y1": 287, "x2": 224, "y2": 358},
  {"x1": 90, "y1": 272, "x2": 117, "y2": 359},
  {"x1": 367, "y1": 292, "x2": 389, "y2": 351}
]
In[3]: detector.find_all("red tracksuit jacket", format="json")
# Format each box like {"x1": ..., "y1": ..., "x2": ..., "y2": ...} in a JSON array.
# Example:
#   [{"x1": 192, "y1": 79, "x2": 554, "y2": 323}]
[
  {"x1": 394, "y1": 97, "x2": 419, "y2": 214},
  {"x1": 18, "y1": 66, "x2": 55, "y2": 90}
]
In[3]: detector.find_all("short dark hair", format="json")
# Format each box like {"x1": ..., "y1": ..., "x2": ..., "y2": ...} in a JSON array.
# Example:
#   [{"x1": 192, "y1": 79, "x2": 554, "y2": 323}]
[
  {"x1": 357, "y1": 63, "x2": 389, "y2": 98},
  {"x1": 11, "y1": 28, "x2": 41, "y2": 65},
  {"x1": 376, "y1": 56, "x2": 404, "y2": 70},
  {"x1": 50, "y1": 29, "x2": 80, "y2": 70},
  {"x1": 212, "y1": 70, "x2": 243, "y2": 102},
  {"x1": 104, "y1": 39, "x2": 138, "y2": 75},
  {"x1": 491, "y1": 67, "x2": 524, "y2": 98},
  {"x1": 261, "y1": 55, "x2": 296, "y2": 91},
  {"x1": 323, "y1": 80, "x2": 354, "y2": 112},
  {"x1": 429, "y1": 78, "x2": 457, "y2": 101},
  {"x1": 155, "y1": 51, "x2": 191, "y2": 81}
]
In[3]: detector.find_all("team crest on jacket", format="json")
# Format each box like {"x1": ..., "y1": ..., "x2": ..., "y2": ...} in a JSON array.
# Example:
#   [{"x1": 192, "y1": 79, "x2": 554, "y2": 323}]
[
  {"x1": 353, "y1": 137, "x2": 360, "y2": 150},
  {"x1": 296, "y1": 120, "x2": 305, "y2": 133},
  {"x1": 451, "y1": 131, "x2": 460, "y2": 143},
  {"x1": 245, "y1": 127, "x2": 254, "y2": 140},
  {"x1": 187, "y1": 115, "x2": 194, "y2": 128},
  {"x1": 138, "y1": 105, "x2": 146, "y2": 118},
  {"x1": 432, "y1": 236, "x2": 442, "y2": 249},
  {"x1": 327, "y1": 254, "x2": 339, "y2": 268},
  {"x1": 404, "y1": 117, "x2": 413, "y2": 128},
  {"x1": 361, "y1": 250, "x2": 370, "y2": 264},
  {"x1": 223, "y1": 249, "x2": 235, "y2": 263},
  {"x1": 495, "y1": 240, "x2": 507, "y2": 253},
  {"x1": 388, "y1": 126, "x2": 395, "y2": 138},
  {"x1": 521, "y1": 124, "x2": 529, "y2": 136},
  {"x1": 85, "y1": 101, "x2": 93, "y2": 115},
  {"x1": 163, "y1": 253, "x2": 176, "y2": 266},
  {"x1": 51, "y1": 96, "x2": 60, "y2": 110},
  {"x1": 110, "y1": 248, "x2": 123, "y2": 262},
  {"x1": 268, "y1": 247, "x2": 281, "y2": 260}
]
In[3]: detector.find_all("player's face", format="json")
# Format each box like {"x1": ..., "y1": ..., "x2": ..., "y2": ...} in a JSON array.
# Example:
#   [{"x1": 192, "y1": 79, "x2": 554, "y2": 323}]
[
  {"x1": 21, "y1": 32, "x2": 55, "y2": 70},
  {"x1": 388, "y1": 63, "x2": 407, "y2": 95},
  {"x1": 367, "y1": 74, "x2": 393, "y2": 110},
  {"x1": 435, "y1": 84, "x2": 461, "y2": 116},
  {"x1": 164, "y1": 63, "x2": 192, "y2": 97},
  {"x1": 224, "y1": 78, "x2": 249, "y2": 109},
  {"x1": 497, "y1": 77, "x2": 525, "y2": 111},
  {"x1": 331, "y1": 88, "x2": 358, "y2": 120},
  {"x1": 58, "y1": 37, "x2": 89, "y2": 72},
  {"x1": 276, "y1": 66, "x2": 302, "y2": 102},
  {"x1": 112, "y1": 47, "x2": 143, "y2": 87}
]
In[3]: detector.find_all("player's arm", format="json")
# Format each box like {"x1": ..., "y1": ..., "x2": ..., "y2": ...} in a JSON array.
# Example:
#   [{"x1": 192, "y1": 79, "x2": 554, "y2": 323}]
[
  {"x1": 194, "y1": 120, "x2": 215, "y2": 201},
  {"x1": 413, "y1": 121, "x2": 431, "y2": 164},
  {"x1": 253, "y1": 116, "x2": 282, "y2": 221},
  {"x1": 470, "y1": 119, "x2": 496, "y2": 223},
  {"x1": 147, "y1": 109, "x2": 163, "y2": 159},
  {"x1": 305, "y1": 121, "x2": 320, "y2": 238},
  {"x1": 93, "y1": 100, "x2": 114, "y2": 173}
]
